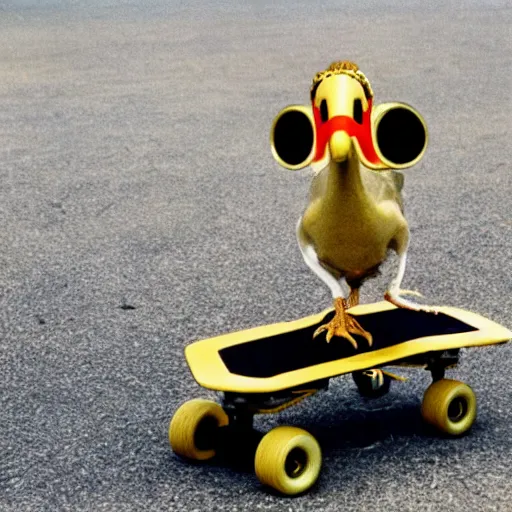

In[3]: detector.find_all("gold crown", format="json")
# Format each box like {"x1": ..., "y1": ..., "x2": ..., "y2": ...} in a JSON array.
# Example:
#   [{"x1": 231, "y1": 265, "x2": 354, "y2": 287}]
[{"x1": 311, "y1": 61, "x2": 374, "y2": 100}]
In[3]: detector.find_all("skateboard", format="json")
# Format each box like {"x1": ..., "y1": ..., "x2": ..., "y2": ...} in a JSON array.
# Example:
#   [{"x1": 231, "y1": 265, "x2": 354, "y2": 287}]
[{"x1": 169, "y1": 301, "x2": 511, "y2": 495}]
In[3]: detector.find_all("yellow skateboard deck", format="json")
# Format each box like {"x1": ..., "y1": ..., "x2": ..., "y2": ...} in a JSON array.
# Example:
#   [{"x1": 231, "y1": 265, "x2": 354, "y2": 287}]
[{"x1": 185, "y1": 301, "x2": 511, "y2": 394}]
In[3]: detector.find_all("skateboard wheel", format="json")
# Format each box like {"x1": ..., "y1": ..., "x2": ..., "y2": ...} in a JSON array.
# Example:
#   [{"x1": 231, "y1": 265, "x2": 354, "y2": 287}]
[
  {"x1": 169, "y1": 399, "x2": 229, "y2": 461},
  {"x1": 352, "y1": 369, "x2": 390, "y2": 398},
  {"x1": 254, "y1": 426, "x2": 321, "y2": 495},
  {"x1": 421, "y1": 379, "x2": 477, "y2": 436}
]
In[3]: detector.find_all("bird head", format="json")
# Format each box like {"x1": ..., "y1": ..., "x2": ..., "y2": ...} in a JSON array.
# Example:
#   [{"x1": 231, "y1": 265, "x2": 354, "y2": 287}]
[
  {"x1": 271, "y1": 61, "x2": 428, "y2": 172},
  {"x1": 310, "y1": 61, "x2": 375, "y2": 169}
]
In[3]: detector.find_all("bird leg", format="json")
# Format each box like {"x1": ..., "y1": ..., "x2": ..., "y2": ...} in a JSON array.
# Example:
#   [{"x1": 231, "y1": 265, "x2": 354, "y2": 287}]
[
  {"x1": 385, "y1": 290, "x2": 438, "y2": 313},
  {"x1": 296, "y1": 240, "x2": 372, "y2": 348},
  {"x1": 313, "y1": 297, "x2": 373, "y2": 348},
  {"x1": 346, "y1": 287, "x2": 360, "y2": 308},
  {"x1": 384, "y1": 251, "x2": 438, "y2": 314}
]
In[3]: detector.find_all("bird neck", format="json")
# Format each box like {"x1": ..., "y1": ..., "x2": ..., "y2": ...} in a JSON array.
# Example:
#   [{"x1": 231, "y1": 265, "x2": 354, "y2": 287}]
[{"x1": 324, "y1": 153, "x2": 372, "y2": 213}]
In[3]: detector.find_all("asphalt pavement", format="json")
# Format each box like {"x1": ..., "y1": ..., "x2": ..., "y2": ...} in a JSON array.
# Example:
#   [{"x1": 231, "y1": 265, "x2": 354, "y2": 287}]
[{"x1": 1, "y1": 1, "x2": 511, "y2": 510}]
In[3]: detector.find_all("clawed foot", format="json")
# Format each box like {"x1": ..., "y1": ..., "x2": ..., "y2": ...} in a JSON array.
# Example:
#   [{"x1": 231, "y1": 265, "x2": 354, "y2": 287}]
[
  {"x1": 313, "y1": 298, "x2": 373, "y2": 349},
  {"x1": 384, "y1": 291, "x2": 439, "y2": 314}
]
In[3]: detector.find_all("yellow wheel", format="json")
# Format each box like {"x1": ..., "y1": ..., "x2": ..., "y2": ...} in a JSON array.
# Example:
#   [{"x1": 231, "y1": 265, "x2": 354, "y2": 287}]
[
  {"x1": 255, "y1": 426, "x2": 322, "y2": 495},
  {"x1": 421, "y1": 379, "x2": 477, "y2": 436},
  {"x1": 169, "y1": 399, "x2": 229, "y2": 461}
]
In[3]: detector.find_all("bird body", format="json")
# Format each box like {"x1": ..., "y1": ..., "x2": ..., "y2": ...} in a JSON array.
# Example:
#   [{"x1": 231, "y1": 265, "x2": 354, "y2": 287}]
[
  {"x1": 270, "y1": 60, "x2": 432, "y2": 348},
  {"x1": 299, "y1": 160, "x2": 408, "y2": 282}
]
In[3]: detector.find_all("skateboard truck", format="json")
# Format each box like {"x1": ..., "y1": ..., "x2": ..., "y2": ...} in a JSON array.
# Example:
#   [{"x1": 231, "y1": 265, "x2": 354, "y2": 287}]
[
  {"x1": 426, "y1": 349, "x2": 460, "y2": 382},
  {"x1": 214, "y1": 382, "x2": 329, "y2": 470},
  {"x1": 222, "y1": 378, "x2": 330, "y2": 428}
]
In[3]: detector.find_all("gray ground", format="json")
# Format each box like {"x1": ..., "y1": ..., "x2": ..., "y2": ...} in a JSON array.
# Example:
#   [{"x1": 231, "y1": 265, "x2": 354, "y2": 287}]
[{"x1": 1, "y1": 1, "x2": 511, "y2": 510}]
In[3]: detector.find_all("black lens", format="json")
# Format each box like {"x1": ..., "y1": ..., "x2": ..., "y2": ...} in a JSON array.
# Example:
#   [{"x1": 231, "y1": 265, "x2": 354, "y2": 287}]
[
  {"x1": 376, "y1": 107, "x2": 426, "y2": 165},
  {"x1": 273, "y1": 110, "x2": 314, "y2": 167}
]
